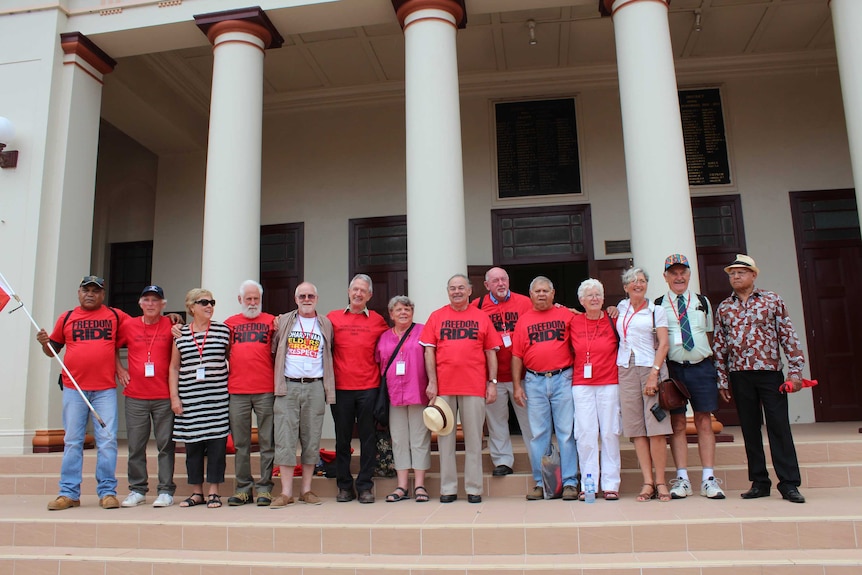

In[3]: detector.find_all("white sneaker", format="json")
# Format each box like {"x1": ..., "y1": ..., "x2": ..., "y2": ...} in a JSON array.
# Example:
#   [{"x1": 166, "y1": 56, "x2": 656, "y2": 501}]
[
  {"x1": 121, "y1": 492, "x2": 146, "y2": 507},
  {"x1": 701, "y1": 477, "x2": 726, "y2": 499},
  {"x1": 669, "y1": 477, "x2": 692, "y2": 499},
  {"x1": 153, "y1": 493, "x2": 174, "y2": 508}
]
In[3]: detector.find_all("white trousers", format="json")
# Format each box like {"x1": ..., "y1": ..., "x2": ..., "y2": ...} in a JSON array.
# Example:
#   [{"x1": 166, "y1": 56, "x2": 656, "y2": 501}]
[{"x1": 572, "y1": 384, "x2": 622, "y2": 492}]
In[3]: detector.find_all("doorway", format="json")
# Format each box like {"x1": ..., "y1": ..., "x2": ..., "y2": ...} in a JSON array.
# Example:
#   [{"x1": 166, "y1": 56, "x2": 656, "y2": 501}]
[
  {"x1": 260, "y1": 222, "x2": 304, "y2": 316},
  {"x1": 790, "y1": 189, "x2": 862, "y2": 422},
  {"x1": 690, "y1": 194, "x2": 748, "y2": 426}
]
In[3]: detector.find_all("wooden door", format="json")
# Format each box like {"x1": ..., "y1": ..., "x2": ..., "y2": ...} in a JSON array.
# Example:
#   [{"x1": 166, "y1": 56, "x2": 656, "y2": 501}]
[
  {"x1": 690, "y1": 195, "x2": 747, "y2": 425},
  {"x1": 790, "y1": 190, "x2": 862, "y2": 422},
  {"x1": 260, "y1": 222, "x2": 304, "y2": 315},
  {"x1": 349, "y1": 216, "x2": 408, "y2": 321}
]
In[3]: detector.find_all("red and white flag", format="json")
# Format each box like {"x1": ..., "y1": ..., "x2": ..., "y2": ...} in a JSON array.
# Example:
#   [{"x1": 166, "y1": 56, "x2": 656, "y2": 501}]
[{"x1": 0, "y1": 274, "x2": 15, "y2": 312}]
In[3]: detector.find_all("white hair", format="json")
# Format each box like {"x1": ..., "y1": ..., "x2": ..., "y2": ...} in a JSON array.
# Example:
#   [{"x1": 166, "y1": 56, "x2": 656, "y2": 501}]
[
  {"x1": 239, "y1": 279, "x2": 263, "y2": 298},
  {"x1": 350, "y1": 274, "x2": 373, "y2": 294},
  {"x1": 577, "y1": 278, "x2": 604, "y2": 300}
]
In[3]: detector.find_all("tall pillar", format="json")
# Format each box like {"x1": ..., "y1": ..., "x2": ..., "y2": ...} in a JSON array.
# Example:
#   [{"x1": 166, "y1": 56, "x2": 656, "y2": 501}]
[
  {"x1": 194, "y1": 9, "x2": 283, "y2": 318},
  {"x1": 394, "y1": 0, "x2": 468, "y2": 321},
  {"x1": 830, "y1": 0, "x2": 862, "y2": 226},
  {"x1": 604, "y1": 0, "x2": 700, "y2": 295},
  {"x1": 29, "y1": 31, "x2": 116, "y2": 451}
]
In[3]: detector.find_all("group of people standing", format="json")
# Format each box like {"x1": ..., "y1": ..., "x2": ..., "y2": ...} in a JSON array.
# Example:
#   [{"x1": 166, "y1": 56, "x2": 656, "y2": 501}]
[{"x1": 35, "y1": 250, "x2": 808, "y2": 510}]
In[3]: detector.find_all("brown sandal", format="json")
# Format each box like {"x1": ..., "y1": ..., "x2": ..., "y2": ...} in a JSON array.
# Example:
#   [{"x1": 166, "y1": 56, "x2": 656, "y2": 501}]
[
  {"x1": 636, "y1": 484, "x2": 655, "y2": 502},
  {"x1": 656, "y1": 483, "x2": 671, "y2": 502},
  {"x1": 603, "y1": 490, "x2": 620, "y2": 501}
]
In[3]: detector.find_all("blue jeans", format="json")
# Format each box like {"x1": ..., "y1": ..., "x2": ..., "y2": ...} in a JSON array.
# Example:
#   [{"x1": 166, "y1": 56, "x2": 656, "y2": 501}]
[
  {"x1": 524, "y1": 369, "x2": 578, "y2": 487},
  {"x1": 60, "y1": 387, "x2": 118, "y2": 499}
]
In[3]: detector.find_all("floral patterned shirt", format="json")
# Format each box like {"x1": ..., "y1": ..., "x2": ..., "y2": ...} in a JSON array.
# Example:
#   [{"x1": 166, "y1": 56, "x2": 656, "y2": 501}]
[{"x1": 713, "y1": 287, "x2": 805, "y2": 389}]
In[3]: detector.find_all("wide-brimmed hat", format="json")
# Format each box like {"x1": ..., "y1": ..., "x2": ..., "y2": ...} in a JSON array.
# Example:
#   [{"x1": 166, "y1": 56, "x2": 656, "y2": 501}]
[
  {"x1": 423, "y1": 397, "x2": 455, "y2": 436},
  {"x1": 724, "y1": 254, "x2": 760, "y2": 275}
]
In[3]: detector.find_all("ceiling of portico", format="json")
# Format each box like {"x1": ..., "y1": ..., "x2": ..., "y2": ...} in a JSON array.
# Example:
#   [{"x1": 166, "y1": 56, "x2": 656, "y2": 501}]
[{"x1": 99, "y1": 0, "x2": 836, "y2": 155}]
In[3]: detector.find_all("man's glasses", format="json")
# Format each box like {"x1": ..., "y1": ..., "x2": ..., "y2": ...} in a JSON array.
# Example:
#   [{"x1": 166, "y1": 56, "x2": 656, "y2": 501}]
[
  {"x1": 297, "y1": 294, "x2": 317, "y2": 300},
  {"x1": 195, "y1": 299, "x2": 216, "y2": 306}
]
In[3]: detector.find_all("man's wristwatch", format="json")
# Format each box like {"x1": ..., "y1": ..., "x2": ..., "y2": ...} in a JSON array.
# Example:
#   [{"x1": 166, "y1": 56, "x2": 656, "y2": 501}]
[
  {"x1": 487, "y1": 379, "x2": 498, "y2": 385},
  {"x1": 652, "y1": 365, "x2": 661, "y2": 371}
]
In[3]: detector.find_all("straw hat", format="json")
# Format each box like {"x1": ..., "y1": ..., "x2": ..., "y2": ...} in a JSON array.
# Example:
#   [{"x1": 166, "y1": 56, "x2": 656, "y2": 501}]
[
  {"x1": 723, "y1": 254, "x2": 760, "y2": 275},
  {"x1": 423, "y1": 397, "x2": 455, "y2": 436}
]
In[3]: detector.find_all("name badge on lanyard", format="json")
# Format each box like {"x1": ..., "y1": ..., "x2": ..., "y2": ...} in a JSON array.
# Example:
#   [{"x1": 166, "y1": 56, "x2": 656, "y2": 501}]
[
  {"x1": 502, "y1": 333, "x2": 512, "y2": 348},
  {"x1": 395, "y1": 360, "x2": 406, "y2": 375},
  {"x1": 196, "y1": 366, "x2": 206, "y2": 381},
  {"x1": 673, "y1": 332, "x2": 683, "y2": 346},
  {"x1": 583, "y1": 363, "x2": 593, "y2": 379},
  {"x1": 144, "y1": 362, "x2": 155, "y2": 378}
]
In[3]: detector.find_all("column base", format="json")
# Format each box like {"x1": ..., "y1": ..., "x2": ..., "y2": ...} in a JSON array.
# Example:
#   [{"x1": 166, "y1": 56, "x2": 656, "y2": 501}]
[
  {"x1": 32, "y1": 429, "x2": 95, "y2": 453},
  {"x1": 684, "y1": 415, "x2": 733, "y2": 443}
]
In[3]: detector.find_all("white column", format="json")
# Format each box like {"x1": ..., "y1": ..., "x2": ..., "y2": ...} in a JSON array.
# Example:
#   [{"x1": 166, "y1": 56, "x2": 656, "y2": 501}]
[
  {"x1": 831, "y1": 0, "x2": 862, "y2": 226},
  {"x1": 27, "y1": 32, "x2": 115, "y2": 450},
  {"x1": 200, "y1": 21, "x2": 268, "y2": 319},
  {"x1": 611, "y1": 0, "x2": 700, "y2": 295},
  {"x1": 400, "y1": 1, "x2": 467, "y2": 321}
]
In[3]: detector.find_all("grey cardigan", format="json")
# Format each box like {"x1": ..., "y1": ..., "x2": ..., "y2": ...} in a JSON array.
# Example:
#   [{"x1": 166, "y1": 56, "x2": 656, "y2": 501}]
[{"x1": 271, "y1": 310, "x2": 335, "y2": 404}]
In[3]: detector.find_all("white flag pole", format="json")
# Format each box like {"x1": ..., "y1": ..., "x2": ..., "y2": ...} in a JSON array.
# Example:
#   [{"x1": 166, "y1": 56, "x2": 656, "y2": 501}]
[{"x1": 0, "y1": 271, "x2": 107, "y2": 429}]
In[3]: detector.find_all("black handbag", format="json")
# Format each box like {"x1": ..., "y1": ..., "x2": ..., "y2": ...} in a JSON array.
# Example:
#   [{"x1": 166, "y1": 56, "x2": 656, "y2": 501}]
[{"x1": 373, "y1": 323, "x2": 414, "y2": 425}]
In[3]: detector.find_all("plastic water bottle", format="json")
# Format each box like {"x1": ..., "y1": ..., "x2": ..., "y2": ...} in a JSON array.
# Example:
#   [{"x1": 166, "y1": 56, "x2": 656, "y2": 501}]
[{"x1": 584, "y1": 473, "x2": 596, "y2": 504}]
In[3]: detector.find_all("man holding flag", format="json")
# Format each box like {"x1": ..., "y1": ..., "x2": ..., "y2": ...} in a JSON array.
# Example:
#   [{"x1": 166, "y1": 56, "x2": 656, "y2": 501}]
[{"x1": 35, "y1": 276, "x2": 130, "y2": 510}]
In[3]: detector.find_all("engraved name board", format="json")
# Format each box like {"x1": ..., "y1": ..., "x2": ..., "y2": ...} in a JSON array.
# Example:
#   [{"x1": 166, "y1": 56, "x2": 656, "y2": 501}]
[
  {"x1": 496, "y1": 99, "x2": 581, "y2": 198},
  {"x1": 679, "y1": 88, "x2": 731, "y2": 186}
]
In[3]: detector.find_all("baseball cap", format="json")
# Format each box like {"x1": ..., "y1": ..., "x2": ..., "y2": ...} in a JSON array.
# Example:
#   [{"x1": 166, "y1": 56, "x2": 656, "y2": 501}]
[
  {"x1": 664, "y1": 254, "x2": 690, "y2": 271},
  {"x1": 80, "y1": 275, "x2": 105, "y2": 289},
  {"x1": 724, "y1": 254, "x2": 760, "y2": 275},
  {"x1": 141, "y1": 285, "x2": 165, "y2": 299}
]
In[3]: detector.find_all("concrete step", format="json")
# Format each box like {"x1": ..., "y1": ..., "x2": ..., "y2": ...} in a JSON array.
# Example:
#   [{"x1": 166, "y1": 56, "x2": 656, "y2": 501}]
[
  {"x1": 2, "y1": 546, "x2": 861, "y2": 574},
  {"x1": 3, "y1": 488, "x2": 861, "y2": 555},
  {"x1": 6, "y1": 459, "x2": 862, "y2": 498},
  {"x1": 11, "y1": 423, "x2": 862, "y2": 479}
]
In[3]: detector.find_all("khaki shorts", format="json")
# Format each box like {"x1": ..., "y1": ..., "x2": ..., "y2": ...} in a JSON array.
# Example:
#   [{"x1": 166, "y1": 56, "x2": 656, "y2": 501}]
[{"x1": 274, "y1": 379, "x2": 326, "y2": 466}]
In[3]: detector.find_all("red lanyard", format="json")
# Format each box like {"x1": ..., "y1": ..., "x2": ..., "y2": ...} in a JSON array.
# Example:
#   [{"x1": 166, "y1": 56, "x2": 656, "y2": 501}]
[
  {"x1": 583, "y1": 312, "x2": 603, "y2": 362},
  {"x1": 143, "y1": 317, "x2": 160, "y2": 362},
  {"x1": 668, "y1": 292, "x2": 688, "y2": 322},
  {"x1": 190, "y1": 323, "x2": 209, "y2": 364},
  {"x1": 297, "y1": 315, "x2": 317, "y2": 341},
  {"x1": 622, "y1": 301, "x2": 646, "y2": 340}
]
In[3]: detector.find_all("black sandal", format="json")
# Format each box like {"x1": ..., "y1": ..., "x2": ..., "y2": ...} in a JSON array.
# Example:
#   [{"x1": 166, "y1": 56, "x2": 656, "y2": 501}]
[
  {"x1": 414, "y1": 486, "x2": 429, "y2": 503},
  {"x1": 180, "y1": 493, "x2": 204, "y2": 507},
  {"x1": 385, "y1": 487, "x2": 409, "y2": 502},
  {"x1": 206, "y1": 494, "x2": 222, "y2": 508}
]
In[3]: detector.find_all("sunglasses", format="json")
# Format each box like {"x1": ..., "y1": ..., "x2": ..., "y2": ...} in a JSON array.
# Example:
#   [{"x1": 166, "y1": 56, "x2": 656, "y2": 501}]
[
  {"x1": 297, "y1": 294, "x2": 317, "y2": 300},
  {"x1": 195, "y1": 299, "x2": 216, "y2": 307}
]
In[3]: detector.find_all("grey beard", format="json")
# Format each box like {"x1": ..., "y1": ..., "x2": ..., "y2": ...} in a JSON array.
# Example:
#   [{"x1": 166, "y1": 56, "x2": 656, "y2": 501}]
[{"x1": 242, "y1": 307, "x2": 261, "y2": 319}]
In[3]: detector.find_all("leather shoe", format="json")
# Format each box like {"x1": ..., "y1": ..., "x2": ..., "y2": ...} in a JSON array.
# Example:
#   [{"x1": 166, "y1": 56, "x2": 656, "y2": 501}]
[
  {"x1": 358, "y1": 490, "x2": 375, "y2": 504},
  {"x1": 492, "y1": 465, "x2": 513, "y2": 477},
  {"x1": 781, "y1": 488, "x2": 805, "y2": 504},
  {"x1": 439, "y1": 494, "x2": 457, "y2": 503},
  {"x1": 740, "y1": 485, "x2": 771, "y2": 499},
  {"x1": 336, "y1": 488, "x2": 356, "y2": 502},
  {"x1": 467, "y1": 494, "x2": 482, "y2": 504}
]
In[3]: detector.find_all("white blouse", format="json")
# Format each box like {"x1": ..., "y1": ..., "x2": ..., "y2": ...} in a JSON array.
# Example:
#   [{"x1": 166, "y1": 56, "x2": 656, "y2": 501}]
[{"x1": 615, "y1": 299, "x2": 668, "y2": 368}]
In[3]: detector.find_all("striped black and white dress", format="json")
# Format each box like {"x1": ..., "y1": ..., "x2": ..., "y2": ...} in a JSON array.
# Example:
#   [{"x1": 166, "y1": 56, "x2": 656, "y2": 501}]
[{"x1": 172, "y1": 321, "x2": 230, "y2": 443}]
